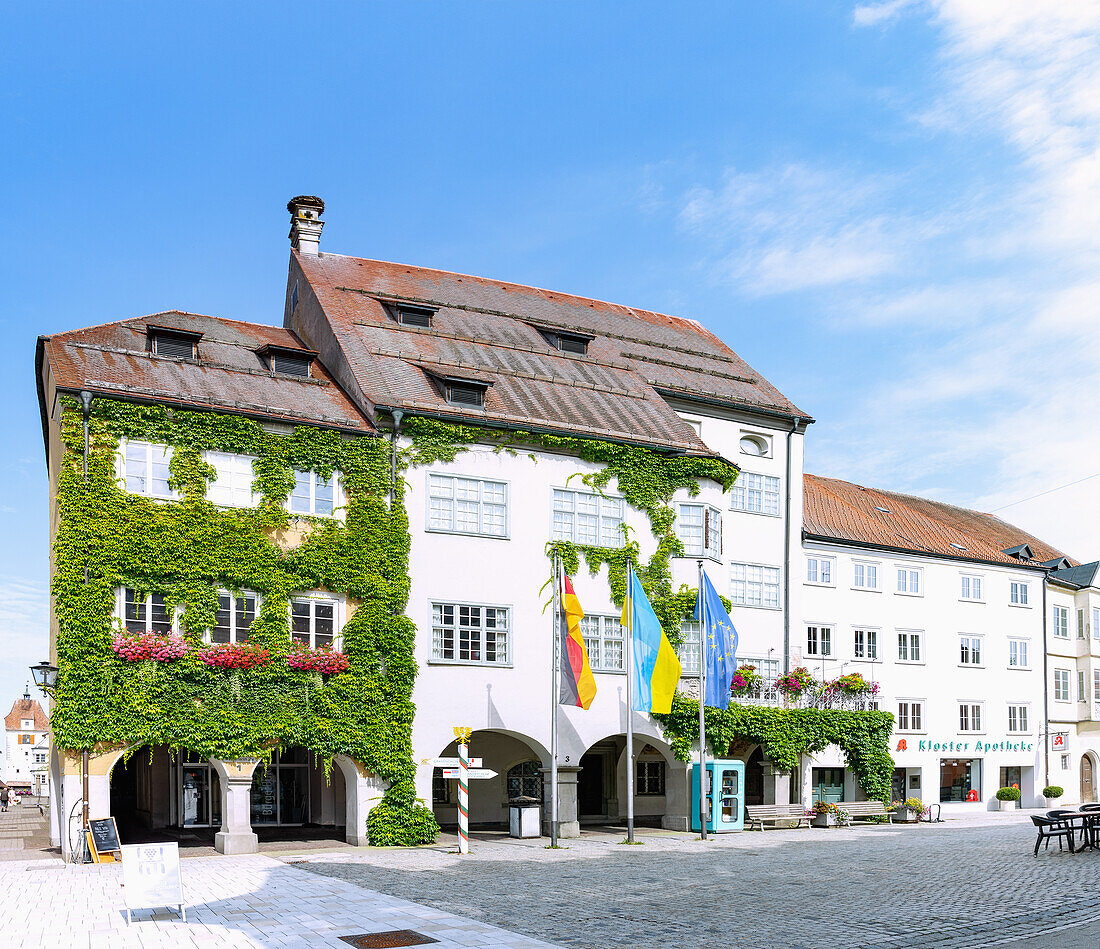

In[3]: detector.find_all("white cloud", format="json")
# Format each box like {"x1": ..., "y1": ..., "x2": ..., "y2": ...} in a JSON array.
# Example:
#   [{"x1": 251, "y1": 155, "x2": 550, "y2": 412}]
[{"x1": 853, "y1": 0, "x2": 924, "y2": 28}]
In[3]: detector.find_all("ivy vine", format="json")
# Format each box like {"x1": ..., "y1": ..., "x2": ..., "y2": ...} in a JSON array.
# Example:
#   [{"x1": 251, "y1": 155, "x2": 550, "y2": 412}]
[{"x1": 52, "y1": 397, "x2": 436, "y2": 845}]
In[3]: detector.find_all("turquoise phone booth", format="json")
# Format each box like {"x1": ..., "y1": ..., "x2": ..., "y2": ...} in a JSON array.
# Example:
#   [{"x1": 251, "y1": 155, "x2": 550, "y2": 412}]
[{"x1": 691, "y1": 759, "x2": 745, "y2": 833}]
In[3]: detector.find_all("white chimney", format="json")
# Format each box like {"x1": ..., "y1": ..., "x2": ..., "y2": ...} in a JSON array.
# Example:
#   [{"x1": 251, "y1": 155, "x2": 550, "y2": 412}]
[{"x1": 288, "y1": 195, "x2": 325, "y2": 255}]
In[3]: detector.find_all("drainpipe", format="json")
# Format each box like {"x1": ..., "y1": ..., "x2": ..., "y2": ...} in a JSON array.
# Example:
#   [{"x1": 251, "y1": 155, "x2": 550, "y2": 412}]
[
  {"x1": 79, "y1": 390, "x2": 92, "y2": 835},
  {"x1": 390, "y1": 409, "x2": 404, "y2": 506},
  {"x1": 1042, "y1": 575, "x2": 1050, "y2": 791},
  {"x1": 782, "y1": 418, "x2": 799, "y2": 676}
]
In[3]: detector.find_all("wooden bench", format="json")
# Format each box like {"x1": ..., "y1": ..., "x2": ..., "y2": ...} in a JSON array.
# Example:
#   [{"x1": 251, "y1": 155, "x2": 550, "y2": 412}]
[
  {"x1": 842, "y1": 801, "x2": 890, "y2": 822},
  {"x1": 745, "y1": 804, "x2": 811, "y2": 831}
]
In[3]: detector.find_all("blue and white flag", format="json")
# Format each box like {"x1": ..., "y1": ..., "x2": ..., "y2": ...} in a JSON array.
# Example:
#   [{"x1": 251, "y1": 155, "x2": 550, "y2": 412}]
[{"x1": 695, "y1": 569, "x2": 738, "y2": 709}]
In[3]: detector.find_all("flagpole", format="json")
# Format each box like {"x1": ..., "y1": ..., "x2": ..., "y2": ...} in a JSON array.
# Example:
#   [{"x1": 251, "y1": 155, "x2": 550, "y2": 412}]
[
  {"x1": 625, "y1": 558, "x2": 635, "y2": 844},
  {"x1": 550, "y1": 553, "x2": 561, "y2": 848},
  {"x1": 697, "y1": 560, "x2": 708, "y2": 841}
]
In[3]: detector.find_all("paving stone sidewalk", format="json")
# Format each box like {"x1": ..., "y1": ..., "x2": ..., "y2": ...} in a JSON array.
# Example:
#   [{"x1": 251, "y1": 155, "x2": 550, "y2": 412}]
[
  {"x1": 0, "y1": 850, "x2": 558, "y2": 949},
  {"x1": 294, "y1": 811, "x2": 1100, "y2": 949}
]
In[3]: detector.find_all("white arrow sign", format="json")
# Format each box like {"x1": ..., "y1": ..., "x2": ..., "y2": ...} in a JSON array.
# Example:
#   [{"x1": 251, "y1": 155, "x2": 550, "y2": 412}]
[
  {"x1": 441, "y1": 768, "x2": 497, "y2": 780},
  {"x1": 423, "y1": 757, "x2": 483, "y2": 768}
]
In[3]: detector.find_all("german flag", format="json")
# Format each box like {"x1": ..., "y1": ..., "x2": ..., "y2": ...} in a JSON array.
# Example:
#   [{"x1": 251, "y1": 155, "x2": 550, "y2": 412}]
[{"x1": 559, "y1": 574, "x2": 597, "y2": 709}]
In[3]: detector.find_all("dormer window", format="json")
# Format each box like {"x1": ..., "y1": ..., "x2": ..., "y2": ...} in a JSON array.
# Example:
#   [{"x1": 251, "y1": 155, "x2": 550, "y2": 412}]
[
  {"x1": 445, "y1": 379, "x2": 488, "y2": 408},
  {"x1": 1003, "y1": 544, "x2": 1033, "y2": 561},
  {"x1": 149, "y1": 326, "x2": 201, "y2": 359},
  {"x1": 538, "y1": 328, "x2": 591, "y2": 355},
  {"x1": 257, "y1": 344, "x2": 316, "y2": 378},
  {"x1": 394, "y1": 304, "x2": 435, "y2": 328}
]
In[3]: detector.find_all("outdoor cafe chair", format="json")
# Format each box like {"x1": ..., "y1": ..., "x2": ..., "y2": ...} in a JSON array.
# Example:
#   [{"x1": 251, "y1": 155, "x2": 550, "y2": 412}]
[{"x1": 1032, "y1": 815, "x2": 1076, "y2": 855}]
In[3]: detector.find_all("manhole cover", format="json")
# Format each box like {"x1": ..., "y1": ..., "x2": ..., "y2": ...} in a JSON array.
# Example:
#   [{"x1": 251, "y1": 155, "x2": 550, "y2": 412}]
[{"x1": 339, "y1": 932, "x2": 440, "y2": 948}]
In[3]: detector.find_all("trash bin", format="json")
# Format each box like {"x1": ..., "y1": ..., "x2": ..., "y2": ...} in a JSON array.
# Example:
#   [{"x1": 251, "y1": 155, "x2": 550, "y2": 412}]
[{"x1": 508, "y1": 796, "x2": 541, "y2": 838}]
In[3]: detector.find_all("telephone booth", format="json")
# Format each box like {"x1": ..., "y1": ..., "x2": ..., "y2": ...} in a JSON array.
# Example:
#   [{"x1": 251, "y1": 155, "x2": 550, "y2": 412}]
[{"x1": 691, "y1": 759, "x2": 745, "y2": 833}]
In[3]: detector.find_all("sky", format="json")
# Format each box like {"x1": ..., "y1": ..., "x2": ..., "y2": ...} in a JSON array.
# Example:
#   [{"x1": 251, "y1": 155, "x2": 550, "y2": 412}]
[{"x1": 3, "y1": 1, "x2": 1099, "y2": 707}]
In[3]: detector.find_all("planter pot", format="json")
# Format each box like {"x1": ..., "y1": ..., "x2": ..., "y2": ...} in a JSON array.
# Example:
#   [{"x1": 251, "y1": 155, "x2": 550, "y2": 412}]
[
  {"x1": 812, "y1": 813, "x2": 835, "y2": 828},
  {"x1": 893, "y1": 807, "x2": 917, "y2": 823},
  {"x1": 999, "y1": 799, "x2": 1018, "y2": 811}
]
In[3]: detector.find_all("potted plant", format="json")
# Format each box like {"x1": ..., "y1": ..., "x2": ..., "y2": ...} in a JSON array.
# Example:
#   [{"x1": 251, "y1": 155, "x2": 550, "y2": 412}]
[
  {"x1": 775, "y1": 666, "x2": 815, "y2": 706},
  {"x1": 812, "y1": 801, "x2": 848, "y2": 827},
  {"x1": 730, "y1": 664, "x2": 763, "y2": 699},
  {"x1": 889, "y1": 798, "x2": 926, "y2": 823},
  {"x1": 1042, "y1": 785, "x2": 1064, "y2": 807},
  {"x1": 996, "y1": 787, "x2": 1021, "y2": 811}
]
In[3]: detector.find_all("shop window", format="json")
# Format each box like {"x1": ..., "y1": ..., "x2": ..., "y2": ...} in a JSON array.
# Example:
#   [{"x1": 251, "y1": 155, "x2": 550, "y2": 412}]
[
  {"x1": 1000, "y1": 766, "x2": 1022, "y2": 789},
  {"x1": 250, "y1": 748, "x2": 308, "y2": 825},
  {"x1": 940, "y1": 758, "x2": 981, "y2": 803}
]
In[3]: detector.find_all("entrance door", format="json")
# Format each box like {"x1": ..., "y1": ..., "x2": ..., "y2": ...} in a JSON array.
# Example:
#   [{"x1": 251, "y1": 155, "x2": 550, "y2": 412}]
[
  {"x1": 812, "y1": 768, "x2": 844, "y2": 805},
  {"x1": 1083, "y1": 756, "x2": 1096, "y2": 804},
  {"x1": 745, "y1": 747, "x2": 765, "y2": 806},
  {"x1": 891, "y1": 768, "x2": 906, "y2": 802},
  {"x1": 578, "y1": 753, "x2": 605, "y2": 818}
]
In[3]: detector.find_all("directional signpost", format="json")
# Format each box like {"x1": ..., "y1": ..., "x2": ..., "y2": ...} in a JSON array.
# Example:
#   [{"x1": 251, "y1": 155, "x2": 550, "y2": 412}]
[{"x1": 450, "y1": 726, "x2": 498, "y2": 854}]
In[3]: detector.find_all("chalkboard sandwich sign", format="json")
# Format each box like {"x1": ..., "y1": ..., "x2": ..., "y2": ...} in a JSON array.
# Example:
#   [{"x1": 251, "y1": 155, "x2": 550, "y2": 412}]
[{"x1": 87, "y1": 816, "x2": 122, "y2": 863}]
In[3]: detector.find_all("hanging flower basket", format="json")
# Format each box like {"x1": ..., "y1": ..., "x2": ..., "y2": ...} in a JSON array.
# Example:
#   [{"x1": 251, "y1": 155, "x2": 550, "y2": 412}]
[
  {"x1": 111, "y1": 632, "x2": 190, "y2": 662},
  {"x1": 775, "y1": 666, "x2": 815, "y2": 699},
  {"x1": 197, "y1": 642, "x2": 270, "y2": 670},
  {"x1": 287, "y1": 645, "x2": 350, "y2": 675},
  {"x1": 730, "y1": 664, "x2": 762, "y2": 697}
]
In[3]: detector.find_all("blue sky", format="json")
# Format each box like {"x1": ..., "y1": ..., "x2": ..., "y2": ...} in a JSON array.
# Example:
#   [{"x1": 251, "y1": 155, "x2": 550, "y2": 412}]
[{"x1": 3, "y1": 2, "x2": 1099, "y2": 705}]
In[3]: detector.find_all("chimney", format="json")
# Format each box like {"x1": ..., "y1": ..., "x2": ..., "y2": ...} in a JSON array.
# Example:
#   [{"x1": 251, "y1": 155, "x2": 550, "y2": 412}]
[{"x1": 288, "y1": 195, "x2": 325, "y2": 255}]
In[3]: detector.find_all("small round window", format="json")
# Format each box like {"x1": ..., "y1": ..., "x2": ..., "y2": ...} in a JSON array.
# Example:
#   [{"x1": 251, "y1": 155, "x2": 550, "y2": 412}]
[{"x1": 739, "y1": 434, "x2": 768, "y2": 456}]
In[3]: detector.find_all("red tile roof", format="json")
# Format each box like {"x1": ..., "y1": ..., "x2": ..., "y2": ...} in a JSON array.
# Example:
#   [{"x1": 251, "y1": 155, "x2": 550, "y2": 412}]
[
  {"x1": 40, "y1": 311, "x2": 374, "y2": 435},
  {"x1": 5, "y1": 697, "x2": 48, "y2": 732},
  {"x1": 290, "y1": 252, "x2": 809, "y2": 454},
  {"x1": 804, "y1": 474, "x2": 1074, "y2": 567}
]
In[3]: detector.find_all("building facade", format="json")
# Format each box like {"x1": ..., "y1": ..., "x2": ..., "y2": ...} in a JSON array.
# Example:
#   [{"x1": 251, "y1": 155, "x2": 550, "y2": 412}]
[{"x1": 4, "y1": 690, "x2": 50, "y2": 797}]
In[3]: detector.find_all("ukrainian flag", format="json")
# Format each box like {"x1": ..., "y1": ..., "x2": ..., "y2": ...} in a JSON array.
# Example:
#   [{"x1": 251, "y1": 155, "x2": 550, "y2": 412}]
[{"x1": 621, "y1": 566, "x2": 682, "y2": 714}]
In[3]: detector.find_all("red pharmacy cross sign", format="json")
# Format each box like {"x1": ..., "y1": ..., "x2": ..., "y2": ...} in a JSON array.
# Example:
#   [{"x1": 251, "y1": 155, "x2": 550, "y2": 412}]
[{"x1": 896, "y1": 739, "x2": 907, "y2": 751}]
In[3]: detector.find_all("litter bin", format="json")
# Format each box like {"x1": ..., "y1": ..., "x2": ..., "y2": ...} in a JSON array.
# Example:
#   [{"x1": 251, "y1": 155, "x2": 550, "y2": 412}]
[{"x1": 508, "y1": 796, "x2": 541, "y2": 838}]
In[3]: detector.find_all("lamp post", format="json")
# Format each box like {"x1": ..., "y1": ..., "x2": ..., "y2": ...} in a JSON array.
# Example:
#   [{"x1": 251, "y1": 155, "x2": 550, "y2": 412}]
[{"x1": 29, "y1": 661, "x2": 58, "y2": 694}]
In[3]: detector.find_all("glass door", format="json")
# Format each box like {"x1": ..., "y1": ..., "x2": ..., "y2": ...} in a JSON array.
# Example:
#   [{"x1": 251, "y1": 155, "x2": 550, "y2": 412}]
[
  {"x1": 176, "y1": 754, "x2": 220, "y2": 827},
  {"x1": 720, "y1": 767, "x2": 740, "y2": 823}
]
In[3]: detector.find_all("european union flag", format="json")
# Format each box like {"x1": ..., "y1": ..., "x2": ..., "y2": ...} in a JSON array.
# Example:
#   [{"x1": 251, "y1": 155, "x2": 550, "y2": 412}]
[{"x1": 695, "y1": 569, "x2": 738, "y2": 709}]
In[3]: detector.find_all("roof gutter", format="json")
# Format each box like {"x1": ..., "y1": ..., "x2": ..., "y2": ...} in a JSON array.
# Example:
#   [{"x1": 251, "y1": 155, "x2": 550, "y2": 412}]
[
  {"x1": 802, "y1": 533, "x2": 1057, "y2": 573},
  {"x1": 783, "y1": 417, "x2": 797, "y2": 676},
  {"x1": 652, "y1": 387, "x2": 815, "y2": 427}
]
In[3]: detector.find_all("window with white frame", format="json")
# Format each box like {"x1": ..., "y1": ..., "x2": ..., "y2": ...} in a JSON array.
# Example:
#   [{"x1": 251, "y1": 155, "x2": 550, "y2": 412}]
[
  {"x1": 431, "y1": 602, "x2": 509, "y2": 664},
  {"x1": 677, "y1": 503, "x2": 722, "y2": 559},
  {"x1": 897, "y1": 700, "x2": 924, "y2": 732},
  {"x1": 1062, "y1": 754, "x2": 1071, "y2": 770},
  {"x1": 1094, "y1": 607, "x2": 1100, "y2": 640},
  {"x1": 730, "y1": 563, "x2": 781, "y2": 608},
  {"x1": 730, "y1": 472, "x2": 780, "y2": 516},
  {"x1": 806, "y1": 624, "x2": 832, "y2": 658},
  {"x1": 741, "y1": 656, "x2": 780, "y2": 703},
  {"x1": 551, "y1": 489, "x2": 624, "y2": 547},
  {"x1": 959, "y1": 635, "x2": 983, "y2": 666},
  {"x1": 897, "y1": 629, "x2": 923, "y2": 663},
  {"x1": 205, "y1": 452, "x2": 259, "y2": 508},
  {"x1": 896, "y1": 566, "x2": 922, "y2": 595},
  {"x1": 1079, "y1": 609, "x2": 1087, "y2": 640},
  {"x1": 34, "y1": 752, "x2": 47, "y2": 764},
  {"x1": 118, "y1": 440, "x2": 174, "y2": 499},
  {"x1": 290, "y1": 595, "x2": 341, "y2": 649},
  {"x1": 117, "y1": 588, "x2": 176, "y2": 634},
  {"x1": 805, "y1": 556, "x2": 834, "y2": 586},
  {"x1": 852, "y1": 561, "x2": 879, "y2": 591},
  {"x1": 1008, "y1": 638, "x2": 1029, "y2": 669},
  {"x1": 1053, "y1": 606, "x2": 1069, "y2": 639},
  {"x1": 288, "y1": 470, "x2": 341, "y2": 517},
  {"x1": 739, "y1": 433, "x2": 771, "y2": 457},
  {"x1": 427, "y1": 474, "x2": 508, "y2": 538},
  {"x1": 958, "y1": 702, "x2": 983, "y2": 732},
  {"x1": 211, "y1": 591, "x2": 257, "y2": 643},
  {"x1": 1054, "y1": 669, "x2": 1071, "y2": 702},
  {"x1": 1010, "y1": 581, "x2": 1029, "y2": 606},
  {"x1": 960, "y1": 574, "x2": 984, "y2": 601},
  {"x1": 853, "y1": 627, "x2": 878, "y2": 661},
  {"x1": 580, "y1": 614, "x2": 625, "y2": 672},
  {"x1": 1094, "y1": 669, "x2": 1100, "y2": 704},
  {"x1": 1080, "y1": 670, "x2": 1088, "y2": 703},
  {"x1": 1007, "y1": 704, "x2": 1029, "y2": 733},
  {"x1": 678, "y1": 620, "x2": 701, "y2": 675}
]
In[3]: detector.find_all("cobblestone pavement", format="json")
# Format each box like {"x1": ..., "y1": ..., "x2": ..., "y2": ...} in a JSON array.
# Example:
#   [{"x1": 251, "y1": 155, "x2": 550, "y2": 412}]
[
  {"x1": 0, "y1": 850, "x2": 555, "y2": 948},
  {"x1": 0, "y1": 798, "x2": 55, "y2": 861},
  {"x1": 293, "y1": 811, "x2": 1100, "y2": 949}
]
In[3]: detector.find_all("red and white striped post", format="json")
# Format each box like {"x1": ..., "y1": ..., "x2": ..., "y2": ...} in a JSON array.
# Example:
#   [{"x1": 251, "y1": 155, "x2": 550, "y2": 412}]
[{"x1": 454, "y1": 726, "x2": 472, "y2": 854}]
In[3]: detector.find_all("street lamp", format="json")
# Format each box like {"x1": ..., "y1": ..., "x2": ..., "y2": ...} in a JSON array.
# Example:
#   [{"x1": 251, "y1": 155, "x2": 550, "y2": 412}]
[{"x1": 29, "y1": 661, "x2": 58, "y2": 694}]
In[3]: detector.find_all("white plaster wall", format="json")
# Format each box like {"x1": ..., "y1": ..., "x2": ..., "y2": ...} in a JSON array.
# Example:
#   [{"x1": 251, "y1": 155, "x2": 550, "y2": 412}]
[{"x1": 801, "y1": 541, "x2": 1047, "y2": 810}]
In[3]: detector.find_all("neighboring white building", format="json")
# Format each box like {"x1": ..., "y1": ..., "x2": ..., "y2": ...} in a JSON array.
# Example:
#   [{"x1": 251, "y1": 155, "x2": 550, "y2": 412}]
[
  {"x1": 4, "y1": 688, "x2": 50, "y2": 796},
  {"x1": 1044, "y1": 561, "x2": 1100, "y2": 805},
  {"x1": 799, "y1": 476, "x2": 1063, "y2": 814}
]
